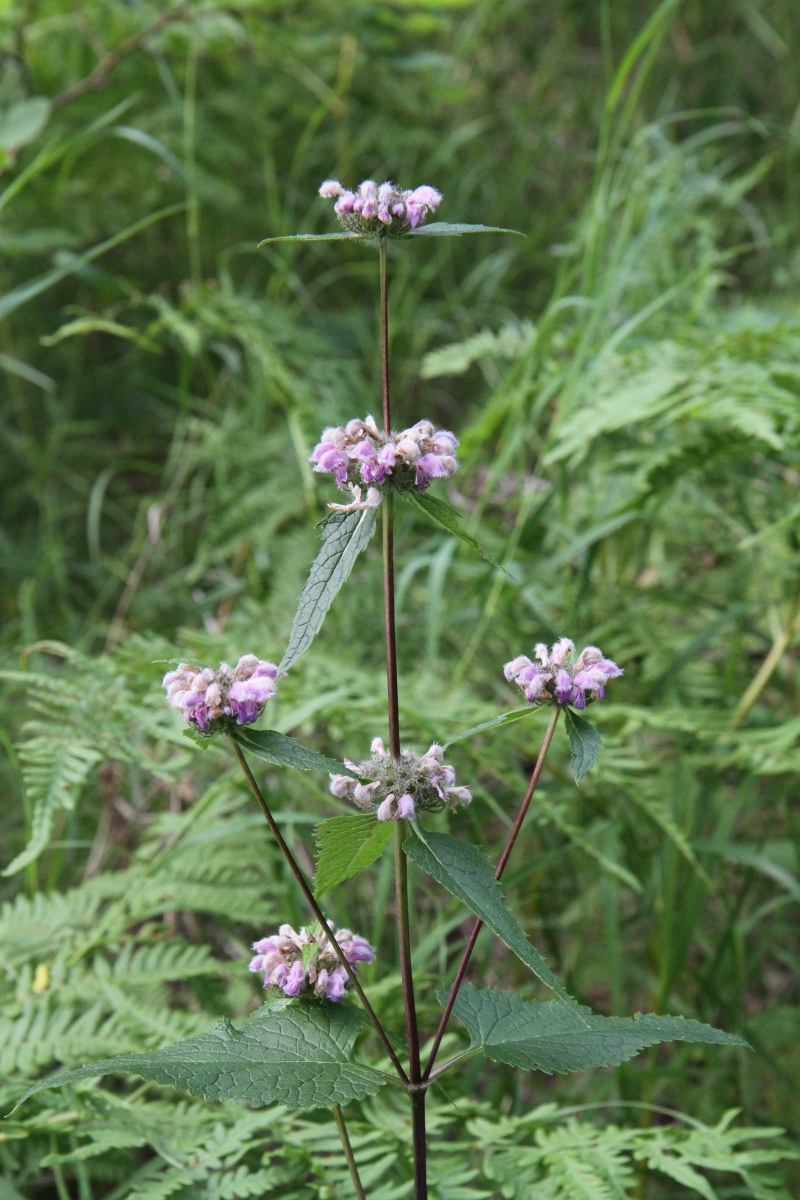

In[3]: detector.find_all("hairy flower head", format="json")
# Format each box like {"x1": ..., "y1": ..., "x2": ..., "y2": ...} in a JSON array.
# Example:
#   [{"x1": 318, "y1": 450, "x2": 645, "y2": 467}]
[
  {"x1": 163, "y1": 654, "x2": 277, "y2": 732},
  {"x1": 310, "y1": 415, "x2": 458, "y2": 509},
  {"x1": 504, "y1": 640, "x2": 622, "y2": 709},
  {"x1": 249, "y1": 921, "x2": 374, "y2": 1002},
  {"x1": 318, "y1": 178, "x2": 442, "y2": 238},
  {"x1": 330, "y1": 738, "x2": 471, "y2": 821}
]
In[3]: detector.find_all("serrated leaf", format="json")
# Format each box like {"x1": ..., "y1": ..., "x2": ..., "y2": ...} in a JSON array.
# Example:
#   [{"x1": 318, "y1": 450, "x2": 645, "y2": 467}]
[
  {"x1": 280, "y1": 508, "x2": 378, "y2": 674},
  {"x1": 314, "y1": 815, "x2": 393, "y2": 895},
  {"x1": 15, "y1": 1002, "x2": 385, "y2": 1111},
  {"x1": 411, "y1": 223, "x2": 524, "y2": 237},
  {"x1": 301, "y1": 943, "x2": 318, "y2": 972},
  {"x1": 398, "y1": 490, "x2": 507, "y2": 572},
  {"x1": 229, "y1": 727, "x2": 356, "y2": 776},
  {"x1": 446, "y1": 983, "x2": 748, "y2": 1074},
  {"x1": 443, "y1": 705, "x2": 541, "y2": 749},
  {"x1": 564, "y1": 708, "x2": 603, "y2": 784},
  {"x1": 405, "y1": 828, "x2": 575, "y2": 1005}
]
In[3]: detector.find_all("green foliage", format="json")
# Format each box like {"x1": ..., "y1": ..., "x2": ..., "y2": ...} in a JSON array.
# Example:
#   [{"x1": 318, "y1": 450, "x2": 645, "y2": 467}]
[
  {"x1": 405, "y1": 828, "x2": 574, "y2": 1004},
  {"x1": 470, "y1": 1105, "x2": 797, "y2": 1200},
  {"x1": 1, "y1": 643, "x2": 186, "y2": 874},
  {"x1": 564, "y1": 710, "x2": 604, "y2": 785},
  {"x1": 280, "y1": 509, "x2": 378, "y2": 674},
  {"x1": 314, "y1": 814, "x2": 393, "y2": 895},
  {"x1": 444, "y1": 705, "x2": 541, "y2": 748},
  {"x1": 229, "y1": 727, "x2": 355, "y2": 776},
  {"x1": 18, "y1": 1001, "x2": 385, "y2": 1111},
  {"x1": 399, "y1": 489, "x2": 506, "y2": 571},
  {"x1": 446, "y1": 983, "x2": 746, "y2": 1075}
]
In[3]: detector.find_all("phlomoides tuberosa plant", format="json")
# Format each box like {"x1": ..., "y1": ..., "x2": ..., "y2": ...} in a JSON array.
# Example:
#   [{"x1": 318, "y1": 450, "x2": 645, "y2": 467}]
[{"x1": 14, "y1": 179, "x2": 747, "y2": 1200}]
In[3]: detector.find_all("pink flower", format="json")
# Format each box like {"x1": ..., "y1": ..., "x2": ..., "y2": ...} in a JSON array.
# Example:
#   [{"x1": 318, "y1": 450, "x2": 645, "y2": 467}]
[
  {"x1": 248, "y1": 923, "x2": 375, "y2": 1002},
  {"x1": 504, "y1": 640, "x2": 622, "y2": 709},
  {"x1": 162, "y1": 655, "x2": 278, "y2": 732},
  {"x1": 319, "y1": 178, "x2": 443, "y2": 236}
]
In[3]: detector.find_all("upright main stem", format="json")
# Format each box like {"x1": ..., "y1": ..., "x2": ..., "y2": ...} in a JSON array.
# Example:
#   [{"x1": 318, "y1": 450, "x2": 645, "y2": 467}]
[
  {"x1": 380, "y1": 238, "x2": 427, "y2": 1199},
  {"x1": 423, "y1": 706, "x2": 561, "y2": 1080}
]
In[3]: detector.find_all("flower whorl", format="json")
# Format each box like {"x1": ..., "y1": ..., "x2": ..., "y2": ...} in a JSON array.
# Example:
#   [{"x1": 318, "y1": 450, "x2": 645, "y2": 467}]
[
  {"x1": 310, "y1": 415, "x2": 458, "y2": 511},
  {"x1": 319, "y1": 178, "x2": 442, "y2": 237},
  {"x1": 504, "y1": 639, "x2": 623, "y2": 709},
  {"x1": 330, "y1": 738, "x2": 471, "y2": 821},
  {"x1": 249, "y1": 923, "x2": 375, "y2": 1002},
  {"x1": 163, "y1": 654, "x2": 277, "y2": 731}
]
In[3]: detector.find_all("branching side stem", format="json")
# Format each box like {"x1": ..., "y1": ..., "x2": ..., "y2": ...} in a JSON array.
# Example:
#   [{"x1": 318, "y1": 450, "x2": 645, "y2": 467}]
[
  {"x1": 232, "y1": 740, "x2": 408, "y2": 1084},
  {"x1": 423, "y1": 706, "x2": 561, "y2": 1080},
  {"x1": 334, "y1": 1105, "x2": 367, "y2": 1200}
]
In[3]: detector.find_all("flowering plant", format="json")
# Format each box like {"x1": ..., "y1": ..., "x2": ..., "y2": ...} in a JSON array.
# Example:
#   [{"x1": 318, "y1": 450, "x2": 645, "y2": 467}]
[{"x1": 18, "y1": 177, "x2": 746, "y2": 1200}]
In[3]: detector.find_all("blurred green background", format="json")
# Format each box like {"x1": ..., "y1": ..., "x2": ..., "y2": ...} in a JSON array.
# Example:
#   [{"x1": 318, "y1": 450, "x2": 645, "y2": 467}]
[{"x1": 1, "y1": 1, "x2": 799, "y2": 1196}]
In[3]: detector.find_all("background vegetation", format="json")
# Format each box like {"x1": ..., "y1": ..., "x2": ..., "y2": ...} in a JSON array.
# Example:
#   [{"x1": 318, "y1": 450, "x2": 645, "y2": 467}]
[{"x1": 1, "y1": 0, "x2": 798, "y2": 1195}]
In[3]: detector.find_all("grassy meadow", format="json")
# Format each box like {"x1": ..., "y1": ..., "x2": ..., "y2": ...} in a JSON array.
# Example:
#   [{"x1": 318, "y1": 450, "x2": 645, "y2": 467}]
[{"x1": 1, "y1": 1, "x2": 799, "y2": 1195}]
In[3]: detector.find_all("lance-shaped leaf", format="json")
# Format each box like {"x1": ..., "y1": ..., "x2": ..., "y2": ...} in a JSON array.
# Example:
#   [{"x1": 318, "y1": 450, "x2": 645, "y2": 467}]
[
  {"x1": 229, "y1": 726, "x2": 356, "y2": 777},
  {"x1": 259, "y1": 232, "x2": 360, "y2": 244},
  {"x1": 397, "y1": 490, "x2": 507, "y2": 572},
  {"x1": 259, "y1": 224, "x2": 522, "y2": 247},
  {"x1": 564, "y1": 708, "x2": 603, "y2": 784},
  {"x1": 280, "y1": 508, "x2": 378, "y2": 674},
  {"x1": 16, "y1": 1002, "x2": 385, "y2": 1112},
  {"x1": 444, "y1": 983, "x2": 748, "y2": 1075},
  {"x1": 411, "y1": 222, "x2": 523, "y2": 237},
  {"x1": 314, "y1": 814, "x2": 393, "y2": 895},
  {"x1": 443, "y1": 705, "x2": 542, "y2": 749},
  {"x1": 405, "y1": 828, "x2": 576, "y2": 1006}
]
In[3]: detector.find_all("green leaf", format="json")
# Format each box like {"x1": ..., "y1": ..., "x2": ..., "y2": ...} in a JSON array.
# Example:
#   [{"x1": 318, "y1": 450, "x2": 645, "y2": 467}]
[
  {"x1": 411, "y1": 222, "x2": 524, "y2": 237},
  {"x1": 259, "y1": 232, "x2": 360, "y2": 244},
  {"x1": 258, "y1": 224, "x2": 522, "y2": 246},
  {"x1": 405, "y1": 828, "x2": 576, "y2": 1005},
  {"x1": 445, "y1": 983, "x2": 748, "y2": 1074},
  {"x1": 0, "y1": 98, "x2": 50, "y2": 151},
  {"x1": 280, "y1": 508, "x2": 378, "y2": 674},
  {"x1": 564, "y1": 709, "x2": 603, "y2": 784},
  {"x1": 229, "y1": 727, "x2": 356, "y2": 776},
  {"x1": 443, "y1": 705, "x2": 541, "y2": 749},
  {"x1": 314, "y1": 815, "x2": 393, "y2": 895},
  {"x1": 398, "y1": 490, "x2": 507, "y2": 573},
  {"x1": 15, "y1": 1002, "x2": 385, "y2": 1111}
]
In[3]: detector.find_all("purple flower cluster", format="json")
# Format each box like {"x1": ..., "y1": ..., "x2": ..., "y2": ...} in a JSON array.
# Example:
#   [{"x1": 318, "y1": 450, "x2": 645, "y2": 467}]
[
  {"x1": 163, "y1": 654, "x2": 277, "y2": 731},
  {"x1": 330, "y1": 738, "x2": 471, "y2": 821},
  {"x1": 504, "y1": 639, "x2": 623, "y2": 709},
  {"x1": 319, "y1": 179, "x2": 442, "y2": 237},
  {"x1": 310, "y1": 415, "x2": 458, "y2": 511},
  {"x1": 248, "y1": 922, "x2": 375, "y2": 1002}
]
